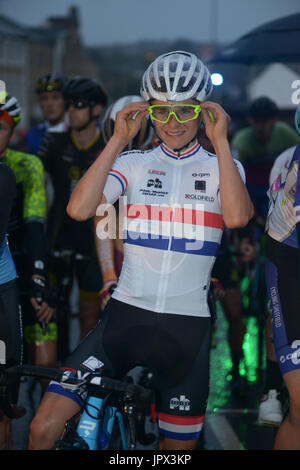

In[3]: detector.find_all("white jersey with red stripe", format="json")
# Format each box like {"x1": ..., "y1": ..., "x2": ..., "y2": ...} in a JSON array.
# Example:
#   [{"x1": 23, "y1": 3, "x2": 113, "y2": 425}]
[{"x1": 102, "y1": 141, "x2": 245, "y2": 317}]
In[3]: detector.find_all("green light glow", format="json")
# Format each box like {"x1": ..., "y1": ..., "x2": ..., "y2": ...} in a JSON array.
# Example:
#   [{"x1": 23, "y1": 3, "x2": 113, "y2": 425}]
[{"x1": 208, "y1": 303, "x2": 266, "y2": 410}]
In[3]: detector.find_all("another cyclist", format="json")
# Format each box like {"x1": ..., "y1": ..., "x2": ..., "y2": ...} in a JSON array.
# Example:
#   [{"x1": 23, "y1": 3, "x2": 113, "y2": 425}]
[
  {"x1": 0, "y1": 94, "x2": 56, "y2": 377},
  {"x1": 263, "y1": 106, "x2": 300, "y2": 449},
  {"x1": 37, "y1": 76, "x2": 108, "y2": 344},
  {"x1": 24, "y1": 74, "x2": 68, "y2": 156},
  {"x1": 231, "y1": 96, "x2": 299, "y2": 222},
  {"x1": 231, "y1": 97, "x2": 300, "y2": 420},
  {"x1": 0, "y1": 99, "x2": 23, "y2": 449},
  {"x1": 96, "y1": 95, "x2": 154, "y2": 310},
  {"x1": 29, "y1": 51, "x2": 253, "y2": 451}
]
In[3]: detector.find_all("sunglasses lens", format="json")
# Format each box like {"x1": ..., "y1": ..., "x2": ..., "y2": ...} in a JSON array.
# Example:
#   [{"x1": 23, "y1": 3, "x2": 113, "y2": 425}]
[
  {"x1": 149, "y1": 105, "x2": 200, "y2": 123},
  {"x1": 67, "y1": 99, "x2": 89, "y2": 109}
]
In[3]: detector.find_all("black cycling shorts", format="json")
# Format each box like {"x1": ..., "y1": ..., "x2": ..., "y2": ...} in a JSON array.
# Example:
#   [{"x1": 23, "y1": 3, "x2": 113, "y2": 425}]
[
  {"x1": 0, "y1": 278, "x2": 23, "y2": 404},
  {"x1": 49, "y1": 251, "x2": 103, "y2": 301},
  {"x1": 47, "y1": 298, "x2": 212, "y2": 441},
  {"x1": 265, "y1": 235, "x2": 300, "y2": 375}
]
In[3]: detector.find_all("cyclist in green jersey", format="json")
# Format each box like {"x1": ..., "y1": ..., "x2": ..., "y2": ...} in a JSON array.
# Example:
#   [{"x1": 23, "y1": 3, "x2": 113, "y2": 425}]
[{"x1": 0, "y1": 93, "x2": 57, "y2": 377}]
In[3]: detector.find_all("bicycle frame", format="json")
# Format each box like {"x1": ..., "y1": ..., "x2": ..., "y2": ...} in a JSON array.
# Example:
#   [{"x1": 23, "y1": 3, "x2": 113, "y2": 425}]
[{"x1": 76, "y1": 394, "x2": 129, "y2": 450}]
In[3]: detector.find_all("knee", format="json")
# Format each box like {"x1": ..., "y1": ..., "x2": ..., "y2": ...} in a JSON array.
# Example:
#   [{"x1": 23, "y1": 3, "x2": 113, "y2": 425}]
[
  {"x1": 289, "y1": 395, "x2": 300, "y2": 421},
  {"x1": 29, "y1": 412, "x2": 59, "y2": 450}
]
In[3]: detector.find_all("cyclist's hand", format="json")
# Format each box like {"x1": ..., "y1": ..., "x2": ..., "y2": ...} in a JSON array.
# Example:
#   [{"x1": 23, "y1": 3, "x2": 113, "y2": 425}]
[
  {"x1": 99, "y1": 280, "x2": 118, "y2": 311},
  {"x1": 30, "y1": 277, "x2": 56, "y2": 323},
  {"x1": 211, "y1": 277, "x2": 226, "y2": 300},
  {"x1": 113, "y1": 101, "x2": 149, "y2": 145},
  {"x1": 239, "y1": 238, "x2": 255, "y2": 263},
  {"x1": 201, "y1": 101, "x2": 230, "y2": 146}
]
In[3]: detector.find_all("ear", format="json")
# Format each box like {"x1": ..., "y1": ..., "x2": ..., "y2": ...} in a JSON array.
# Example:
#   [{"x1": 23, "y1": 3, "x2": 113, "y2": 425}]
[
  {"x1": 92, "y1": 104, "x2": 103, "y2": 118},
  {"x1": 9, "y1": 126, "x2": 16, "y2": 142}
]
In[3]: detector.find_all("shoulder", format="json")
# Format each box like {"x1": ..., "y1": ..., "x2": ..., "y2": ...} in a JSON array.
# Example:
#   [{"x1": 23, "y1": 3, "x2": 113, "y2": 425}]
[
  {"x1": 274, "y1": 121, "x2": 300, "y2": 139},
  {"x1": 0, "y1": 161, "x2": 15, "y2": 183},
  {"x1": 114, "y1": 148, "x2": 156, "y2": 166},
  {"x1": 6, "y1": 148, "x2": 44, "y2": 173}
]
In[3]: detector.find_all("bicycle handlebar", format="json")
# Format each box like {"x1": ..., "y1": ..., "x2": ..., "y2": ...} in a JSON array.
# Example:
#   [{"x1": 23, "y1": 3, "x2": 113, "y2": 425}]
[{"x1": 5, "y1": 365, "x2": 151, "y2": 401}]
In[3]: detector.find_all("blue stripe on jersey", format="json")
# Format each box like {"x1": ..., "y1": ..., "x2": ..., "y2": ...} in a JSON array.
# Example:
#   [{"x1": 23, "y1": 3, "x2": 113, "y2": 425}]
[
  {"x1": 161, "y1": 145, "x2": 200, "y2": 160},
  {"x1": 109, "y1": 172, "x2": 126, "y2": 193},
  {"x1": 123, "y1": 231, "x2": 220, "y2": 256},
  {"x1": 159, "y1": 428, "x2": 201, "y2": 440}
]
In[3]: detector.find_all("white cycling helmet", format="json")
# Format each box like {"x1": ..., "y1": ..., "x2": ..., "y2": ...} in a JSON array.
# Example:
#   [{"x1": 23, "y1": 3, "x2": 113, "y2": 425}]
[
  {"x1": 140, "y1": 51, "x2": 213, "y2": 102},
  {"x1": 0, "y1": 93, "x2": 21, "y2": 126},
  {"x1": 101, "y1": 95, "x2": 154, "y2": 150}
]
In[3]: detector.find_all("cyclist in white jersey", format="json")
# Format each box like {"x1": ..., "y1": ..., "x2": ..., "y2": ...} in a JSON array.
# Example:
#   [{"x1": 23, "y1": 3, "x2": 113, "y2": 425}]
[{"x1": 29, "y1": 51, "x2": 253, "y2": 451}]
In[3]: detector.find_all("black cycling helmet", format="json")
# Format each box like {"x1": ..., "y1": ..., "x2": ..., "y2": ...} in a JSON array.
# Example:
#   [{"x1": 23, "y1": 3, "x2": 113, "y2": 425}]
[
  {"x1": 63, "y1": 76, "x2": 108, "y2": 107},
  {"x1": 248, "y1": 96, "x2": 279, "y2": 120},
  {"x1": 102, "y1": 95, "x2": 154, "y2": 150},
  {"x1": 36, "y1": 73, "x2": 67, "y2": 94}
]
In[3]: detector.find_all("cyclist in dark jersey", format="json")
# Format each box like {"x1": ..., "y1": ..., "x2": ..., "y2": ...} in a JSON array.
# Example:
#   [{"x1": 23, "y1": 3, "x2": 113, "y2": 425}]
[
  {"x1": 0, "y1": 94, "x2": 56, "y2": 379},
  {"x1": 37, "y1": 76, "x2": 108, "y2": 343},
  {"x1": 24, "y1": 74, "x2": 68, "y2": 156},
  {"x1": 0, "y1": 99, "x2": 23, "y2": 449}
]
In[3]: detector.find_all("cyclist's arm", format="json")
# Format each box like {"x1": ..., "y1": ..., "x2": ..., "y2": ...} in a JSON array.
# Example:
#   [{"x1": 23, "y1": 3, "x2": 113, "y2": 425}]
[
  {"x1": 22, "y1": 155, "x2": 47, "y2": 278},
  {"x1": 0, "y1": 164, "x2": 16, "y2": 244},
  {"x1": 21, "y1": 155, "x2": 55, "y2": 321},
  {"x1": 202, "y1": 101, "x2": 254, "y2": 228},
  {"x1": 94, "y1": 215, "x2": 118, "y2": 286},
  {"x1": 67, "y1": 101, "x2": 149, "y2": 221},
  {"x1": 293, "y1": 144, "x2": 300, "y2": 286}
]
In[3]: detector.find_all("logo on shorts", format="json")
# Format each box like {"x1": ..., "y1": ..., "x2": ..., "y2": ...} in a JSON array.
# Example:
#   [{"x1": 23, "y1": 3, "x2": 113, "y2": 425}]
[
  {"x1": 170, "y1": 395, "x2": 191, "y2": 411},
  {"x1": 280, "y1": 340, "x2": 300, "y2": 366}
]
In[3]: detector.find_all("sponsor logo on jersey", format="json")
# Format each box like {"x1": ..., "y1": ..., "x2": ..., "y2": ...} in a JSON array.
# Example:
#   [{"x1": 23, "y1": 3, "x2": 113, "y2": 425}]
[
  {"x1": 148, "y1": 169, "x2": 166, "y2": 176},
  {"x1": 195, "y1": 180, "x2": 206, "y2": 192},
  {"x1": 192, "y1": 172, "x2": 210, "y2": 178},
  {"x1": 147, "y1": 178, "x2": 162, "y2": 189},
  {"x1": 185, "y1": 194, "x2": 214, "y2": 202}
]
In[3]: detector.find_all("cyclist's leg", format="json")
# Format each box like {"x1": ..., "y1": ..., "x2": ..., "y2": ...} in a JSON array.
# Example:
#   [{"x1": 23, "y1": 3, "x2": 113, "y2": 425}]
[
  {"x1": 213, "y1": 248, "x2": 245, "y2": 383},
  {"x1": 0, "y1": 279, "x2": 23, "y2": 450},
  {"x1": 16, "y1": 254, "x2": 58, "y2": 375},
  {"x1": 154, "y1": 316, "x2": 211, "y2": 451},
  {"x1": 29, "y1": 301, "x2": 125, "y2": 450},
  {"x1": 274, "y1": 370, "x2": 300, "y2": 450},
  {"x1": 29, "y1": 392, "x2": 80, "y2": 450},
  {"x1": 265, "y1": 235, "x2": 300, "y2": 448},
  {"x1": 75, "y1": 254, "x2": 102, "y2": 341}
]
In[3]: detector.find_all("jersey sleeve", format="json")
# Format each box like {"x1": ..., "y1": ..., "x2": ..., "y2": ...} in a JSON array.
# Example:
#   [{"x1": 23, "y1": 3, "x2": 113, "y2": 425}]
[
  {"x1": 22, "y1": 155, "x2": 47, "y2": 223},
  {"x1": 37, "y1": 132, "x2": 55, "y2": 174},
  {"x1": 216, "y1": 158, "x2": 246, "y2": 205},
  {"x1": 234, "y1": 158, "x2": 246, "y2": 183},
  {"x1": 0, "y1": 164, "x2": 16, "y2": 244},
  {"x1": 102, "y1": 152, "x2": 133, "y2": 205}
]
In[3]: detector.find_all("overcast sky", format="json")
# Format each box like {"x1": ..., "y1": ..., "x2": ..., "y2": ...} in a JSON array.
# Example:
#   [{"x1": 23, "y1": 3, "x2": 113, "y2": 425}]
[{"x1": 1, "y1": 0, "x2": 300, "y2": 47}]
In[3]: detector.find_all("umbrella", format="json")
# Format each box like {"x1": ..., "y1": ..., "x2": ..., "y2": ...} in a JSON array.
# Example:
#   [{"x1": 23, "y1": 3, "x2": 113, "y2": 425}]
[{"x1": 209, "y1": 12, "x2": 300, "y2": 65}]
